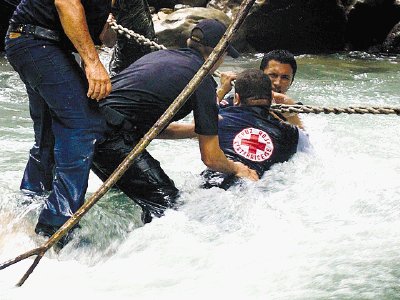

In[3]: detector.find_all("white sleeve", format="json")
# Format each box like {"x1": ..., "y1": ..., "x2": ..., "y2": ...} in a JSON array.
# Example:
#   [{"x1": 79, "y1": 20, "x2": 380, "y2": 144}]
[{"x1": 297, "y1": 129, "x2": 312, "y2": 152}]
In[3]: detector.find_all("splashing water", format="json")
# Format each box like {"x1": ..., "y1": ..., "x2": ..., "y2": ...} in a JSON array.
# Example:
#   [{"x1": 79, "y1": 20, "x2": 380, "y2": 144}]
[{"x1": 0, "y1": 52, "x2": 399, "y2": 299}]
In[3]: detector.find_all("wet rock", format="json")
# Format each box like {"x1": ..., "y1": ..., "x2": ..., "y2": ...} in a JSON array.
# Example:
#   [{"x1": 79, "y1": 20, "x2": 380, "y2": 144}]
[
  {"x1": 148, "y1": 0, "x2": 178, "y2": 11},
  {"x1": 239, "y1": 0, "x2": 347, "y2": 54},
  {"x1": 382, "y1": 21, "x2": 400, "y2": 53},
  {"x1": 345, "y1": 0, "x2": 400, "y2": 50},
  {"x1": 180, "y1": 0, "x2": 208, "y2": 7},
  {"x1": 154, "y1": 7, "x2": 241, "y2": 49},
  {"x1": 207, "y1": 0, "x2": 243, "y2": 17}
]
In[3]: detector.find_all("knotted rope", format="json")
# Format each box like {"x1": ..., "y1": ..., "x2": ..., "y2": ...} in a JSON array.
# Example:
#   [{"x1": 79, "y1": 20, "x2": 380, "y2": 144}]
[
  {"x1": 108, "y1": 20, "x2": 167, "y2": 51},
  {"x1": 270, "y1": 104, "x2": 400, "y2": 115}
]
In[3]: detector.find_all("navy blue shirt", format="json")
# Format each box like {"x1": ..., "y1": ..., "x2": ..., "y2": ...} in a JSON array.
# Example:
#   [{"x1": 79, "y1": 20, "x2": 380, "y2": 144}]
[
  {"x1": 10, "y1": 0, "x2": 111, "y2": 46},
  {"x1": 219, "y1": 94, "x2": 288, "y2": 121},
  {"x1": 101, "y1": 48, "x2": 219, "y2": 136},
  {"x1": 4, "y1": 0, "x2": 20, "y2": 7},
  {"x1": 218, "y1": 106, "x2": 299, "y2": 177}
]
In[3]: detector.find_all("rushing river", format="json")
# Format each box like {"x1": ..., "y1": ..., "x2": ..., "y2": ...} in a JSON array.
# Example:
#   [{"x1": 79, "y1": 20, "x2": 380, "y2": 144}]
[{"x1": 0, "y1": 51, "x2": 399, "y2": 299}]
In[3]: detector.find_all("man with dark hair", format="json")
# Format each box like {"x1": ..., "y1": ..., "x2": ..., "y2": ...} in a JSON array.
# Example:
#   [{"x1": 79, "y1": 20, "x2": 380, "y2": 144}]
[
  {"x1": 92, "y1": 19, "x2": 258, "y2": 223},
  {"x1": 259, "y1": 49, "x2": 297, "y2": 94},
  {"x1": 202, "y1": 69, "x2": 310, "y2": 190},
  {"x1": 218, "y1": 49, "x2": 303, "y2": 128},
  {"x1": 5, "y1": 0, "x2": 112, "y2": 241}
]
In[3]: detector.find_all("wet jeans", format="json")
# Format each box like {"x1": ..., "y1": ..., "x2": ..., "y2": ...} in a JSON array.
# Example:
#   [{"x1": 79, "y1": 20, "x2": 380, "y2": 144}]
[
  {"x1": 5, "y1": 35, "x2": 106, "y2": 227},
  {"x1": 92, "y1": 129, "x2": 179, "y2": 223}
]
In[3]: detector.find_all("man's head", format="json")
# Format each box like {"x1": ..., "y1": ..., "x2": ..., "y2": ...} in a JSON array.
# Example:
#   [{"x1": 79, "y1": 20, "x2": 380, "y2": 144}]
[
  {"x1": 259, "y1": 50, "x2": 297, "y2": 94},
  {"x1": 234, "y1": 69, "x2": 272, "y2": 107},
  {"x1": 187, "y1": 19, "x2": 239, "y2": 64}
]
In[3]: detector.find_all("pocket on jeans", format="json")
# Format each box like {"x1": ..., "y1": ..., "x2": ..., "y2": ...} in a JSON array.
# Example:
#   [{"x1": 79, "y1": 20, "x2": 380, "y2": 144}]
[{"x1": 7, "y1": 48, "x2": 43, "y2": 89}]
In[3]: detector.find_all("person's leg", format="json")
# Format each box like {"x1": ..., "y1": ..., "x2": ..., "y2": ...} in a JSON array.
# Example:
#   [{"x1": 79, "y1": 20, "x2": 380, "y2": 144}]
[
  {"x1": 92, "y1": 132, "x2": 179, "y2": 223},
  {"x1": 20, "y1": 88, "x2": 54, "y2": 193},
  {"x1": 109, "y1": 0, "x2": 156, "y2": 75},
  {"x1": 7, "y1": 38, "x2": 106, "y2": 232},
  {"x1": 5, "y1": 37, "x2": 55, "y2": 194},
  {"x1": 33, "y1": 44, "x2": 106, "y2": 229}
]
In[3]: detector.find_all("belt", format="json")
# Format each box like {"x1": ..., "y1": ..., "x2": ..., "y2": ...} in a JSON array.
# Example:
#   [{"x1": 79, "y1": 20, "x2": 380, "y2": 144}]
[{"x1": 7, "y1": 23, "x2": 60, "y2": 42}]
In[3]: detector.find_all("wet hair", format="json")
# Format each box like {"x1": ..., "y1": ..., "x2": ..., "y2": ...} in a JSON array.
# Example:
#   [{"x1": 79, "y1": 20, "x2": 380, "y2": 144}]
[
  {"x1": 259, "y1": 50, "x2": 297, "y2": 82},
  {"x1": 235, "y1": 69, "x2": 272, "y2": 106}
]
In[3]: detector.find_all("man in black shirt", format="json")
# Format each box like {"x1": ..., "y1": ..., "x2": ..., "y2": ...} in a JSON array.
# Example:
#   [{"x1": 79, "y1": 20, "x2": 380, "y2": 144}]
[
  {"x1": 92, "y1": 19, "x2": 258, "y2": 223},
  {"x1": 202, "y1": 69, "x2": 310, "y2": 190}
]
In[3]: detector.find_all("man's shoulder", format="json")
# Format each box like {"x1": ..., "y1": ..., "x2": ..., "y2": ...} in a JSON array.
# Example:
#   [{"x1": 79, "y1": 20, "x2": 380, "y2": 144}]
[{"x1": 219, "y1": 94, "x2": 234, "y2": 109}]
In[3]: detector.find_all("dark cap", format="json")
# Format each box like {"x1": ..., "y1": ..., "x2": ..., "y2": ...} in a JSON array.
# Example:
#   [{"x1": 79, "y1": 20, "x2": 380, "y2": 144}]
[{"x1": 190, "y1": 19, "x2": 240, "y2": 58}]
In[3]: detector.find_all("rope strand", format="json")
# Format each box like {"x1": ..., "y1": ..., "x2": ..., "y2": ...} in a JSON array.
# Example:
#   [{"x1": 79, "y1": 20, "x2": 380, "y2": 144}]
[{"x1": 270, "y1": 104, "x2": 400, "y2": 115}]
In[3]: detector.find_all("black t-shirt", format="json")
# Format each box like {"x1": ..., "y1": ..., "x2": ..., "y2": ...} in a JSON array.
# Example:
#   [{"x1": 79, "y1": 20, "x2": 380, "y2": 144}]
[
  {"x1": 101, "y1": 48, "x2": 219, "y2": 136},
  {"x1": 218, "y1": 106, "x2": 299, "y2": 177},
  {"x1": 10, "y1": 0, "x2": 111, "y2": 46}
]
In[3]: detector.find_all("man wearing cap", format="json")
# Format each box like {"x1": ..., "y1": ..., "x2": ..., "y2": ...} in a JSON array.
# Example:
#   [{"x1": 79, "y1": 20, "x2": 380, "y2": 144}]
[
  {"x1": 202, "y1": 69, "x2": 311, "y2": 190},
  {"x1": 92, "y1": 19, "x2": 258, "y2": 223}
]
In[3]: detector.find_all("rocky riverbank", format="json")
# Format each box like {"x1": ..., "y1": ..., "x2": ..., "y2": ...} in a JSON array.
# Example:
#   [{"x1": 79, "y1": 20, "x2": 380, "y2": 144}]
[
  {"x1": 1, "y1": 0, "x2": 399, "y2": 54},
  {"x1": 150, "y1": 0, "x2": 400, "y2": 54}
]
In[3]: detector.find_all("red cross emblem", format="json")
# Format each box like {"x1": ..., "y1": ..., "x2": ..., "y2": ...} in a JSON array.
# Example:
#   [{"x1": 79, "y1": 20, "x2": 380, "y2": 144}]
[{"x1": 233, "y1": 128, "x2": 274, "y2": 162}]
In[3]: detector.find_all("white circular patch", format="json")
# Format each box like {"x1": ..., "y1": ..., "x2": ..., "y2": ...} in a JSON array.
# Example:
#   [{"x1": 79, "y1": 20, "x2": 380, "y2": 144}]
[{"x1": 233, "y1": 127, "x2": 274, "y2": 162}]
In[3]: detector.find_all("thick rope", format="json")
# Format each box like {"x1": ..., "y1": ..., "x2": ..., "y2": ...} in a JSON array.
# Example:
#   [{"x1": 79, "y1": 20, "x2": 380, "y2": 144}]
[
  {"x1": 109, "y1": 20, "x2": 167, "y2": 51},
  {"x1": 108, "y1": 20, "x2": 400, "y2": 116},
  {"x1": 270, "y1": 104, "x2": 400, "y2": 115}
]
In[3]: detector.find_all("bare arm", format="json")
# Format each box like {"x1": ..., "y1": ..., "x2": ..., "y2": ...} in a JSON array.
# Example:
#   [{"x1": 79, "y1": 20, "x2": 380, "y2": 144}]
[
  {"x1": 55, "y1": 0, "x2": 111, "y2": 101},
  {"x1": 157, "y1": 122, "x2": 197, "y2": 139},
  {"x1": 198, "y1": 135, "x2": 258, "y2": 181},
  {"x1": 272, "y1": 91, "x2": 304, "y2": 129},
  {"x1": 216, "y1": 71, "x2": 237, "y2": 103}
]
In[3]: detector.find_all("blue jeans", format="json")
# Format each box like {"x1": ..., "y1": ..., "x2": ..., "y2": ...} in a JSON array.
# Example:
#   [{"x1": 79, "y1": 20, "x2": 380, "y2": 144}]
[
  {"x1": 5, "y1": 35, "x2": 106, "y2": 227},
  {"x1": 20, "y1": 93, "x2": 54, "y2": 193}
]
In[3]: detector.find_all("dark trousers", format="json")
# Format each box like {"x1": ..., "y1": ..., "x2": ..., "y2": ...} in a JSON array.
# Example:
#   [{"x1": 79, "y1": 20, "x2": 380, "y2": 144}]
[
  {"x1": 201, "y1": 169, "x2": 240, "y2": 190},
  {"x1": 109, "y1": 0, "x2": 156, "y2": 76},
  {"x1": 5, "y1": 35, "x2": 106, "y2": 227},
  {"x1": 92, "y1": 130, "x2": 179, "y2": 223}
]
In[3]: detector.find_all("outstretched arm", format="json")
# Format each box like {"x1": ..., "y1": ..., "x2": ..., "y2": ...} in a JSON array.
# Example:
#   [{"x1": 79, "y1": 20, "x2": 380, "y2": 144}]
[
  {"x1": 55, "y1": 0, "x2": 111, "y2": 101},
  {"x1": 157, "y1": 122, "x2": 196, "y2": 139},
  {"x1": 198, "y1": 135, "x2": 258, "y2": 181},
  {"x1": 272, "y1": 91, "x2": 304, "y2": 129},
  {"x1": 216, "y1": 71, "x2": 237, "y2": 103}
]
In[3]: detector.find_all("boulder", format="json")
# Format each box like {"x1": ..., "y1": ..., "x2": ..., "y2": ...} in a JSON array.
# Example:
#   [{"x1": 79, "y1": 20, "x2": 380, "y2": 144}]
[
  {"x1": 345, "y1": 0, "x2": 400, "y2": 50},
  {"x1": 382, "y1": 21, "x2": 400, "y2": 53},
  {"x1": 180, "y1": 0, "x2": 209, "y2": 7},
  {"x1": 207, "y1": 0, "x2": 243, "y2": 17},
  {"x1": 154, "y1": 7, "x2": 248, "y2": 49},
  {"x1": 239, "y1": 0, "x2": 347, "y2": 54},
  {"x1": 147, "y1": 0, "x2": 178, "y2": 11}
]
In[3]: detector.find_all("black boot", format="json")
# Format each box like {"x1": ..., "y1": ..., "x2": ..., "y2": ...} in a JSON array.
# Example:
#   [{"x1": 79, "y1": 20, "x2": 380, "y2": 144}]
[{"x1": 34, "y1": 222, "x2": 80, "y2": 249}]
